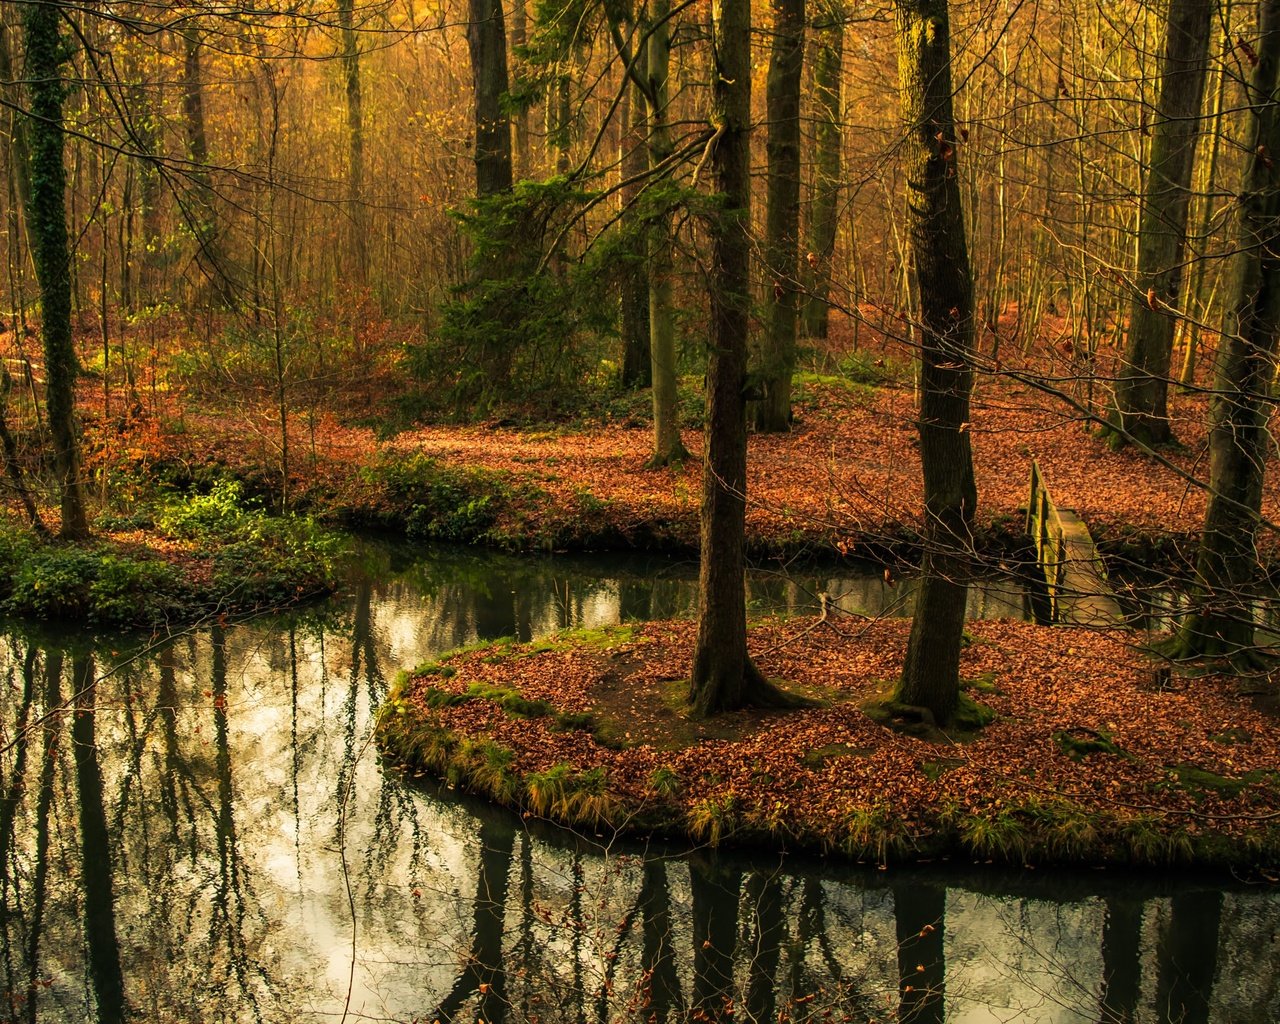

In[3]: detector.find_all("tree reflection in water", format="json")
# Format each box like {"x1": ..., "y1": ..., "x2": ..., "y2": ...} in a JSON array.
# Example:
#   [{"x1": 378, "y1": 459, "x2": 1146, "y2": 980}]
[{"x1": 0, "y1": 546, "x2": 1271, "y2": 1023}]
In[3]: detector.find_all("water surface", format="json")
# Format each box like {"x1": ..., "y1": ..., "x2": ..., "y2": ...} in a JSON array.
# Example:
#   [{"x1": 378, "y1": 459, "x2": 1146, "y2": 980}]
[{"x1": 0, "y1": 544, "x2": 1273, "y2": 1023}]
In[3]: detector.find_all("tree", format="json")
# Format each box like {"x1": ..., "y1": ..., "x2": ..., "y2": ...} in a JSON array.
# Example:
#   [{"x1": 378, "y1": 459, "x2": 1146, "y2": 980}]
[
  {"x1": 181, "y1": 21, "x2": 233, "y2": 305},
  {"x1": 756, "y1": 0, "x2": 805, "y2": 432},
  {"x1": 338, "y1": 0, "x2": 368, "y2": 285},
  {"x1": 23, "y1": 0, "x2": 90, "y2": 539},
  {"x1": 1169, "y1": 0, "x2": 1280, "y2": 664},
  {"x1": 468, "y1": 0, "x2": 514, "y2": 197},
  {"x1": 890, "y1": 0, "x2": 976, "y2": 726},
  {"x1": 689, "y1": 0, "x2": 801, "y2": 716},
  {"x1": 799, "y1": 0, "x2": 844, "y2": 341},
  {"x1": 642, "y1": 0, "x2": 689, "y2": 465},
  {"x1": 619, "y1": 79, "x2": 652, "y2": 388},
  {"x1": 1110, "y1": 0, "x2": 1213, "y2": 447}
]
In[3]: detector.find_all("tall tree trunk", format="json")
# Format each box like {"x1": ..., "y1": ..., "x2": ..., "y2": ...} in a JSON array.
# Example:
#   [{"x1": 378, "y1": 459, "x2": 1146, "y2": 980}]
[
  {"x1": 182, "y1": 25, "x2": 231, "y2": 305},
  {"x1": 1179, "y1": 0, "x2": 1234, "y2": 386},
  {"x1": 1171, "y1": 0, "x2": 1280, "y2": 663},
  {"x1": 23, "y1": 0, "x2": 89, "y2": 539},
  {"x1": 690, "y1": 0, "x2": 802, "y2": 715},
  {"x1": 510, "y1": 0, "x2": 532, "y2": 178},
  {"x1": 338, "y1": 0, "x2": 368, "y2": 286},
  {"x1": 688, "y1": 0, "x2": 757, "y2": 715},
  {"x1": 800, "y1": 0, "x2": 844, "y2": 340},
  {"x1": 756, "y1": 0, "x2": 805, "y2": 432},
  {"x1": 645, "y1": 0, "x2": 688, "y2": 466},
  {"x1": 1111, "y1": 0, "x2": 1213, "y2": 446},
  {"x1": 620, "y1": 79, "x2": 652, "y2": 387},
  {"x1": 891, "y1": 0, "x2": 977, "y2": 726},
  {"x1": 467, "y1": 0, "x2": 514, "y2": 197}
]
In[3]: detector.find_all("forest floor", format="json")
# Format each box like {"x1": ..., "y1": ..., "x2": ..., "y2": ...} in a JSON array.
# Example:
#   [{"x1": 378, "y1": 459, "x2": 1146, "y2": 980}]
[
  {"x1": 63, "y1": 313, "x2": 1280, "y2": 572},
  {"x1": 378, "y1": 618, "x2": 1280, "y2": 871}
]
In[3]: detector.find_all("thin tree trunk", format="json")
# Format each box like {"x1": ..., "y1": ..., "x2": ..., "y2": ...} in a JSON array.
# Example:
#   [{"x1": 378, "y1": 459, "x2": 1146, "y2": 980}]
[
  {"x1": 182, "y1": 25, "x2": 231, "y2": 305},
  {"x1": 510, "y1": 0, "x2": 532, "y2": 177},
  {"x1": 892, "y1": 0, "x2": 976, "y2": 726},
  {"x1": 1180, "y1": 1, "x2": 1234, "y2": 386},
  {"x1": 689, "y1": 0, "x2": 757, "y2": 715},
  {"x1": 1112, "y1": 0, "x2": 1213, "y2": 446},
  {"x1": 756, "y1": 0, "x2": 805, "y2": 432},
  {"x1": 800, "y1": 1, "x2": 844, "y2": 340},
  {"x1": 620, "y1": 80, "x2": 651, "y2": 387},
  {"x1": 645, "y1": 0, "x2": 688, "y2": 466},
  {"x1": 338, "y1": 0, "x2": 368, "y2": 286}
]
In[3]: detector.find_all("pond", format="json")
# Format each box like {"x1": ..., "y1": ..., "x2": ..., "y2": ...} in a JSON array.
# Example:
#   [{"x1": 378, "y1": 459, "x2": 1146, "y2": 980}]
[{"x1": 0, "y1": 542, "x2": 1274, "y2": 1023}]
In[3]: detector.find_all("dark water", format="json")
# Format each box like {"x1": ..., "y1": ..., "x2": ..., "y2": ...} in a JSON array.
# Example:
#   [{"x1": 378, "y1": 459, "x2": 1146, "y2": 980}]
[{"x1": 0, "y1": 544, "x2": 1274, "y2": 1024}]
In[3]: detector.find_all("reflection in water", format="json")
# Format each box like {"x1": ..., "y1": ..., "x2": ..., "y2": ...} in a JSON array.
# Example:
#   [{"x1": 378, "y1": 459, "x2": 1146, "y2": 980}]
[{"x1": 0, "y1": 544, "x2": 1273, "y2": 1023}]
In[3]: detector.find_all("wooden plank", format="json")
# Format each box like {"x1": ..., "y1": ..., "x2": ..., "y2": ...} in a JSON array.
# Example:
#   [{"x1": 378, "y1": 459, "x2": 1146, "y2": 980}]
[{"x1": 1025, "y1": 460, "x2": 1124, "y2": 627}]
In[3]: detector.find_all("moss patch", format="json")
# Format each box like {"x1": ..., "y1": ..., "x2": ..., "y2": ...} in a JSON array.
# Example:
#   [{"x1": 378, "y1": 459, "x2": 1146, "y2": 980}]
[{"x1": 1054, "y1": 727, "x2": 1129, "y2": 761}]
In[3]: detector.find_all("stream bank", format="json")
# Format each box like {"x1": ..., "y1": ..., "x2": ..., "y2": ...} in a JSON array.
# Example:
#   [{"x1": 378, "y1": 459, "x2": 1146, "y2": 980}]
[{"x1": 377, "y1": 616, "x2": 1280, "y2": 871}]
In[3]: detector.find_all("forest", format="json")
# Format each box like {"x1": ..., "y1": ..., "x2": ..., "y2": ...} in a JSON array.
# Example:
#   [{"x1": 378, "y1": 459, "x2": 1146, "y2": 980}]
[
  {"x1": 1, "y1": 0, "x2": 1280, "y2": 940},
  {"x1": 6, "y1": 0, "x2": 1280, "y2": 1020}
]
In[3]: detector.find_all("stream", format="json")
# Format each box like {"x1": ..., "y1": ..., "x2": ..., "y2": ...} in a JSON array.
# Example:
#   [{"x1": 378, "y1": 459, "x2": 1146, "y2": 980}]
[{"x1": 0, "y1": 542, "x2": 1274, "y2": 1023}]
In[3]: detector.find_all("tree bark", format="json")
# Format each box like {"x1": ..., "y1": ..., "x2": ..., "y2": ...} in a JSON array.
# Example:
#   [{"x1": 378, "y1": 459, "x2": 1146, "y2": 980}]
[
  {"x1": 510, "y1": 0, "x2": 532, "y2": 178},
  {"x1": 645, "y1": 0, "x2": 688, "y2": 465},
  {"x1": 467, "y1": 0, "x2": 514, "y2": 197},
  {"x1": 1172, "y1": 0, "x2": 1280, "y2": 663},
  {"x1": 891, "y1": 0, "x2": 976, "y2": 726},
  {"x1": 338, "y1": 0, "x2": 368, "y2": 286},
  {"x1": 620, "y1": 80, "x2": 652, "y2": 387},
  {"x1": 800, "y1": 0, "x2": 844, "y2": 341},
  {"x1": 1112, "y1": 0, "x2": 1213, "y2": 446},
  {"x1": 689, "y1": 0, "x2": 803, "y2": 715},
  {"x1": 182, "y1": 25, "x2": 233, "y2": 305},
  {"x1": 756, "y1": 0, "x2": 805, "y2": 432},
  {"x1": 23, "y1": 0, "x2": 89, "y2": 539}
]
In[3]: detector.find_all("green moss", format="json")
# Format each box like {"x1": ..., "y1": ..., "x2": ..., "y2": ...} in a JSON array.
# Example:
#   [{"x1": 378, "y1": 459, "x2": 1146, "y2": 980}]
[
  {"x1": 919, "y1": 757, "x2": 965, "y2": 781},
  {"x1": 523, "y1": 623, "x2": 637, "y2": 654},
  {"x1": 1171, "y1": 763, "x2": 1278, "y2": 799},
  {"x1": 963, "y1": 671, "x2": 1002, "y2": 696},
  {"x1": 1053, "y1": 727, "x2": 1129, "y2": 760},
  {"x1": 801, "y1": 743, "x2": 871, "y2": 769}
]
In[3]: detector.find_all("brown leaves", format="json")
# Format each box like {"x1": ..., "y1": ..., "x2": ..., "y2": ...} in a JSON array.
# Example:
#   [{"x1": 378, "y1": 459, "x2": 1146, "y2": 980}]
[{"x1": 395, "y1": 617, "x2": 1280, "y2": 862}]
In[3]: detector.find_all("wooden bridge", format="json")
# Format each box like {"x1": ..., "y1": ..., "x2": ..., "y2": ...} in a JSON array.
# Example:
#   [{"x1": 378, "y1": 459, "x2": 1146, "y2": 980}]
[{"x1": 1026, "y1": 461, "x2": 1125, "y2": 627}]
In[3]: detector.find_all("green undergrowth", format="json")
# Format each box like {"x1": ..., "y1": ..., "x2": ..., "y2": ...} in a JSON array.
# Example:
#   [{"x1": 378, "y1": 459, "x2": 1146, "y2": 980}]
[
  {"x1": 0, "y1": 481, "x2": 343, "y2": 629},
  {"x1": 362, "y1": 450, "x2": 537, "y2": 545}
]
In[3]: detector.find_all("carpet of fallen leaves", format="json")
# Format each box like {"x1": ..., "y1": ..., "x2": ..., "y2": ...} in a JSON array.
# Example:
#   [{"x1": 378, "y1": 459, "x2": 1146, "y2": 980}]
[
  {"x1": 49, "y1": 313, "x2": 1277, "y2": 564},
  {"x1": 385, "y1": 618, "x2": 1280, "y2": 869}
]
